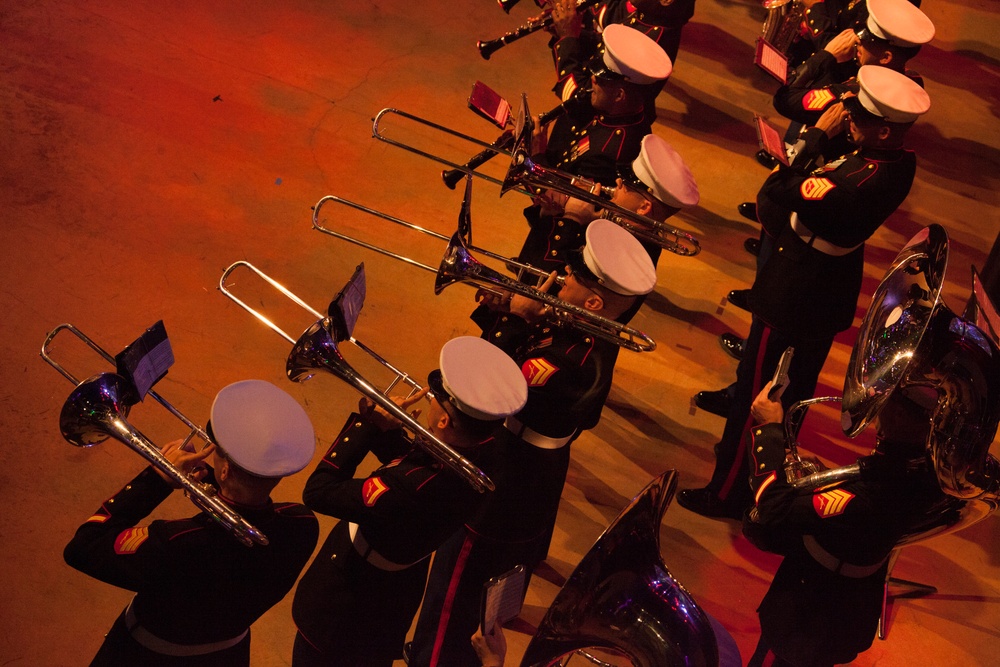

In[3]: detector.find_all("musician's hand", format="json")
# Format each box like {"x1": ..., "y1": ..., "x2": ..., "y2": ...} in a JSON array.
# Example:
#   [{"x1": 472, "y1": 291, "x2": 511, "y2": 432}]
[
  {"x1": 359, "y1": 388, "x2": 429, "y2": 432},
  {"x1": 814, "y1": 101, "x2": 847, "y2": 138},
  {"x1": 750, "y1": 382, "x2": 785, "y2": 425},
  {"x1": 156, "y1": 439, "x2": 216, "y2": 487},
  {"x1": 471, "y1": 625, "x2": 507, "y2": 667},
  {"x1": 550, "y1": 0, "x2": 582, "y2": 38},
  {"x1": 801, "y1": 0, "x2": 823, "y2": 8},
  {"x1": 824, "y1": 29, "x2": 858, "y2": 63},
  {"x1": 533, "y1": 188, "x2": 569, "y2": 217},
  {"x1": 530, "y1": 115, "x2": 549, "y2": 156},
  {"x1": 476, "y1": 287, "x2": 514, "y2": 312},
  {"x1": 562, "y1": 195, "x2": 601, "y2": 223},
  {"x1": 509, "y1": 271, "x2": 558, "y2": 322}
]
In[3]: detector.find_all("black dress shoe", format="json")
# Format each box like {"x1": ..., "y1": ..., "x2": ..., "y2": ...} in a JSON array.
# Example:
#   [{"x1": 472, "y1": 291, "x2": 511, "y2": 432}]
[
  {"x1": 737, "y1": 202, "x2": 757, "y2": 221},
  {"x1": 726, "y1": 289, "x2": 750, "y2": 312},
  {"x1": 694, "y1": 389, "x2": 732, "y2": 417},
  {"x1": 755, "y1": 149, "x2": 779, "y2": 168},
  {"x1": 743, "y1": 237, "x2": 760, "y2": 256},
  {"x1": 677, "y1": 488, "x2": 746, "y2": 520},
  {"x1": 719, "y1": 332, "x2": 745, "y2": 360},
  {"x1": 402, "y1": 641, "x2": 412, "y2": 665}
]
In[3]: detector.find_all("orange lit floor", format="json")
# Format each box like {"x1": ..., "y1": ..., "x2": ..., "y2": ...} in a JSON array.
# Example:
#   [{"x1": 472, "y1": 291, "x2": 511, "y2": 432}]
[{"x1": 2, "y1": 1, "x2": 998, "y2": 665}]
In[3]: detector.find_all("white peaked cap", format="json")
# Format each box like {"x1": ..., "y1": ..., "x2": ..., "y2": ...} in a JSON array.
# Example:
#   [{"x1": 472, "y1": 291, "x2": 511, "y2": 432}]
[
  {"x1": 210, "y1": 380, "x2": 315, "y2": 477},
  {"x1": 601, "y1": 24, "x2": 673, "y2": 85},
  {"x1": 438, "y1": 337, "x2": 528, "y2": 421},
  {"x1": 582, "y1": 219, "x2": 657, "y2": 296}
]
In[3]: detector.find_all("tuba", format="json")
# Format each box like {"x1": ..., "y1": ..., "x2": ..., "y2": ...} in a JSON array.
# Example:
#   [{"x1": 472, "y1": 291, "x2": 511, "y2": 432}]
[
  {"x1": 772, "y1": 225, "x2": 1000, "y2": 544},
  {"x1": 521, "y1": 471, "x2": 721, "y2": 666}
]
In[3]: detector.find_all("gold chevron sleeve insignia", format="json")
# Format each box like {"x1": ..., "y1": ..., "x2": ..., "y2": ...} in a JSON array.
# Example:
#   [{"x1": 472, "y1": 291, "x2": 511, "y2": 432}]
[
  {"x1": 812, "y1": 489, "x2": 856, "y2": 517},
  {"x1": 113, "y1": 527, "x2": 150, "y2": 554},
  {"x1": 522, "y1": 358, "x2": 559, "y2": 387},
  {"x1": 362, "y1": 476, "x2": 390, "y2": 507},
  {"x1": 802, "y1": 89, "x2": 836, "y2": 110},
  {"x1": 800, "y1": 177, "x2": 835, "y2": 200}
]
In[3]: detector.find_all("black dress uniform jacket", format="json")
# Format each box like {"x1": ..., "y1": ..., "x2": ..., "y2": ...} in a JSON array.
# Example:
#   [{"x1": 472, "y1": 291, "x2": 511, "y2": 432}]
[
  {"x1": 752, "y1": 127, "x2": 916, "y2": 340},
  {"x1": 744, "y1": 424, "x2": 942, "y2": 665},
  {"x1": 544, "y1": 103, "x2": 651, "y2": 185},
  {"x1": 408, "y1": 319, "x2": 619, "y2": 667},
  {"x1": 64, "y1": 467, "x2": 319, "y2": 666},
  {"x1": 291, "y1": 413, "x2": 497, "y2": 663}
]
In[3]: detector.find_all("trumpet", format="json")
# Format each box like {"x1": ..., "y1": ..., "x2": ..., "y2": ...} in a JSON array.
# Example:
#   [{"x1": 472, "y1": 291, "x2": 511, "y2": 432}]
[
  {"x1": 310, "y1": 196, "x2": 657, "y2": 352},
  {"x1": 478, "y1": 0, "x2": 602, "y2": 60},
  {"x1": 40, "y1": 323, "x2": 268, "y2": 547},
  {"x1": 218, "y1": 261, "x2": 496, "y2": 493},
  {"x1": 503, "y1": 146, "x2": 702, "y2": 257}
]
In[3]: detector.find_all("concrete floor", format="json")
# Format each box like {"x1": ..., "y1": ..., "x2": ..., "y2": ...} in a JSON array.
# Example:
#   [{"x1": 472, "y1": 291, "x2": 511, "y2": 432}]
[{"x1": 2, "y1": 1, "x2": 998, "y2": 665}]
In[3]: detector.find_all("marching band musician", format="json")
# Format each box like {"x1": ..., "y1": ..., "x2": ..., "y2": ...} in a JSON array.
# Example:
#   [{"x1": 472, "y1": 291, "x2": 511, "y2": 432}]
[
  {"x1": 289, "y1": 337, "x2": 527, "y2": 667},
  {"x1": 63, "y1": 380, "x2": 320, "y2": 667},
  {"x1": 539, "y1": 23, "x2": 672, "y2": 185},
  {"x1": 519, "y1": 132, "x2": 699, "y2": 276},
  {"x1": 408, "y1": 220, "x2": 657, "y2": 667},
  {"x1": 759, "y1": 0, "x2": 934, "y2": 173},
  {"x1": 742, "y1": 381, "x2": 942, "y2": 666},
  {"x1": 773, "y1": 0, "x2": 933, "y2": 128},
  {"x1": 680, "y1": 66, "x2": 931, "y2": 520},
  {"x1": 548, "y1": 0, "x2": 695, "y2": 98}
]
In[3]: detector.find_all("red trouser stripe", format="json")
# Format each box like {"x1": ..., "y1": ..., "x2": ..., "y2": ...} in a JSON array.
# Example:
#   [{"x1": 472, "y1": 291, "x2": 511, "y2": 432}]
[
  {"x1": 719, "y1": 325, "x2": 772, "y2": 499},
  {"x1": 429, "y1": 532, "x2": 476, "y2": 667}
]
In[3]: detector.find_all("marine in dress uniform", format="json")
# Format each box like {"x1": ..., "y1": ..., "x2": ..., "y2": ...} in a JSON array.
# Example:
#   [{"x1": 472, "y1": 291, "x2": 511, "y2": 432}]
[
  {"x1": 772, "y1": 0, "x2": 933, "y2": 161},
  {"x1": 543, "y1": 23, "x2": 672, "y2": 184},
  {"x1": 549, "y1": 0, "x2": 693, "y2": 104},
  {"x1": 511, "y1": 131, "x2": 699, "y2": 279},
  {"x1": 679, "y1": 66, "x2": 931, "y2": 519},
  {"x1": 743, "y1": 389, "x2": 943, "y2": 666},
  {"x1": 408, "y1": 221, "x2": 657, "y2": 667},
  {"x1": 63, "y1": 380, "x2": 320, "y2": 667},
  {"x1": 289, "y1": 337, "x2": 527, "y2": 667}
]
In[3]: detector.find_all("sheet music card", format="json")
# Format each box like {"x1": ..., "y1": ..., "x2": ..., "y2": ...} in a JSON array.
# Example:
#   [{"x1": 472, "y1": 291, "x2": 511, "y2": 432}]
[
  {"x1": 328, "y1": 263, "x2": 367, "y2": 342},
  {"x1": 754, "y1": 115, "x2": 790, "y2": 167},
  {"x1": 754, "y1": 38, "x2": 789, "y2": 84},
  {"x1": 114, "y1": 320, "x2": 174, "y2": 404},
  {"x1": 480, "y1": 565, "x2": 525, "y2": 635},
  {"x1": 468, "y1": 81, "x2": 511, "y2": 129}
]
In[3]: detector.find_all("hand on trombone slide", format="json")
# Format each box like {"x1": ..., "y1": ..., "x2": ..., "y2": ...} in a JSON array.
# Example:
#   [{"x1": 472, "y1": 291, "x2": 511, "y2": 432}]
[
  {"x1": 477, "y1": 271, "x2": 559, "y2": 323},
  {"x1": 358, "y1": 388, "x2": 430, "y2": 433},
  {"x1": 155, "y1": 439, "x2": 216, "y2": 488}
]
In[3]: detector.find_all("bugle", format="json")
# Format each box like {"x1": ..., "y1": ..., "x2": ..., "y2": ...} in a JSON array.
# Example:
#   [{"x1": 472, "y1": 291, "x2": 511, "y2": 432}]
[
  {"x1": 310, "y1": 195, "x2": 657, "y2": 352},
  {"x1": 218, "y1": 261, "x2": 496, "y2": 493},
  {"x1": 40, "y1": 323, "x2": 268, "y2": 547},
  {"x1": 478, "y1": 0, "x2": 602, "y2": 60},
  {"x1": 503, "y1": 146, "x2": 702, "y2": 257}
]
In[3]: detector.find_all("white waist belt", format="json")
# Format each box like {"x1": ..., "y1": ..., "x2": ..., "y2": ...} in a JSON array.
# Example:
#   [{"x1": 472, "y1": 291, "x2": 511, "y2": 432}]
[
  {"x1": 790, "y1": 213, "x2": 863, "y2": 257},
  {"x1": 124, "y1": 597, "x2": 248, "y2": 657},
  {"x1": 348, "y1": 521, "x2": 426, "y2": 572},
  {"x1": 504, "y1": 416, "x2": 574, "y2": 449},
  {"x1": 803, "y1": 535, "x2": 888, "y2": 578}
]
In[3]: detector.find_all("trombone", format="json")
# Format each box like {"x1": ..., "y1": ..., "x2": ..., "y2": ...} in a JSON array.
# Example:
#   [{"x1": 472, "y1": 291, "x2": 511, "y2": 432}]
[
  {"x1": 40, "y1": 323, "x2": 269, "y2": 547},
  {"x1": 502, "y1": 146, "x2": 702, "y2": 257},
  {"x1": 372, "y1": 108, "x2": 701, "y2": 256},
  {"x1": 311, "y1": 195, "x2": 657, "y2": 353},
  {"x1": 218, "y1": 261, "x2": 496, "y2": 493}
]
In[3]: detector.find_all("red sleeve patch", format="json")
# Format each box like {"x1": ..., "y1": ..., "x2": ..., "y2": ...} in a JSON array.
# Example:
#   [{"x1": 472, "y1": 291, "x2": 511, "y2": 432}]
[
  {"x1": 802, "y1": 89, "x2": 836, "y2": 111},
  {"x1": 362, "y1": 477, "x2": 390, "y2": 507},
  {"x1": 812, "y1": 489, "x2": 855, "y2": 517},
  {"x1": 800, "y1": 177, "x2": 835, "y2": 200},
  {"x1": 522, "y1": 358, "x2": 559, "y2": 387},
  {"x1": 114, "y1": 527, "x2": 150, "y2": 554}
]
